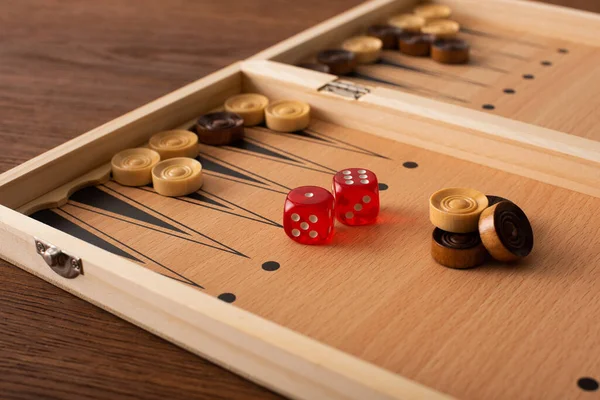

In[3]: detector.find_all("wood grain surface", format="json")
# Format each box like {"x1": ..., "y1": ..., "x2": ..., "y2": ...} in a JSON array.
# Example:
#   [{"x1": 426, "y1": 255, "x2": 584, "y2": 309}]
[{"x1": 0, "y1": 1, "x2": 598, "y2": 399}]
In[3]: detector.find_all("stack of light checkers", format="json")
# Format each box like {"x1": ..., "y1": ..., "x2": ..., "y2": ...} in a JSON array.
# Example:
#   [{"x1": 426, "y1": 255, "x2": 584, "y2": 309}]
[
  {"x1": 301, "y1": 3, "x2": 468, "y2": 77},
  {"x1": 110, "y1": 93, "x2": 312, "y2": 197},
  {"x1": 429, "y1": 188, "x2": 534, "y2": 269},
  {"x1": 111, "y1": 129, "x2": 203, "y2": 197},
  {"x1": 222, "y1": 93, "x2": 311, "y2": 133}
]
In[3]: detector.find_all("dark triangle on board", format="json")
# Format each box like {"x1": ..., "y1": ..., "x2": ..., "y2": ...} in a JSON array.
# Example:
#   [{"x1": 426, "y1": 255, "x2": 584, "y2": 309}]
[
  {"x1": 101, "y1": 184, "x2": 248, "y2": 258},
  {"x1": 349, "y1": 72, "x2": 412, "y2": 90},
  {"x1": 70, "y1": 186, "x2": 185, "y2": 234},
  {"x1": 159, "y1": 273, "x2": 202, "y2": 288},
  {"x1": 200, "y1": 188, "x2": 283, "y2": 228},
  {"x1": 31, "y1": 209, "x2": 141, "y2": 262},
  {"x1": 186, "y1": 192, "x2": 232, "y2": 209},
  {"x1": 290, "y1": 130, "x2": 331, "y2": 142},
  {"x1": 197, "y1": 156, "x2": 263, "y2": 184},
  {"x1": 255, "y1": 114, "x2": 389, "y2": 160},
  {"x1": 377, "y1": 58, "x2": 488, "y2": 88},
  {"x1": 377, "y1": 59, "x2": 438, "y2": 76},
  {"x1": 56, "y1": 207, "x2": 205, "y2": 288},
  {"x1": 461, "y1": 27, "x2": 545, "y2": 48},
  {"x1": 303, "y1": 127, "x2": 389, "y2": 160},
  {"x1": 350, "y1": 72, "x2": 469, "y2": 104},
  {"x1": 228, "y1": 140, "x2": 300, "y2": 163},
  {"x1": 252, "y1": 125, "x2": 331, "y2": 143}
]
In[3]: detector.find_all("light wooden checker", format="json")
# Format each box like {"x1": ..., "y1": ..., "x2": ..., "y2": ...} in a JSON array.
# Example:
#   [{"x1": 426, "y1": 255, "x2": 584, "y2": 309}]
[
  {"x1": 301, "y1": 5, "x2": 600, "y2": 141},
  {"x1": 30, "y1": 118, "x2": 600, "y2": 400}
]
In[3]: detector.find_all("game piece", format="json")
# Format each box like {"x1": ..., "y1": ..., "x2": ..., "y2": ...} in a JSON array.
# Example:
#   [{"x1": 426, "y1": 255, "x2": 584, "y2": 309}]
[
  {"x1": 431, "y1": 228, "x2": 488, "y2": 269},
  {"x1": 224, "y1": 93, "x2": 270, "y2": 127},
  {"x1": 283, "y1": 186, "x2": 335, "y2": 245},
  {"x1": 421, "y1": 20, "x2": 460, "y2": 39},
  {"x1": 265, "y1": 100, "x2": 311, "y2": 132},
  {"x1": 151, "y1": 157, "x2": 203, "y2": 197},
  {"x1": 429, "y1": 187, "x2": 489, "y2": 233},
  {"x1": 366, "y1": 25, "x2": 404, "y2": 50},
  {"x1": 111, "y1": 148, "x2": 160, "y2": 187},
  {"x1": 431, "y1": 38, "x2": 470, "y2": 64},
  {"x1": 297, "y1": 62, "x2": 331, "y2": 73},
  {"x1": 486, "y1": 195, "x2": 511, "y2": 206},
  {"x1": 398, "y1": 32, "x2": 433, "y2": 57},
  {"x1": 332, "y1": 168, "x2": 379, "y2": 226},
  {"x1": 341, "y1": 36, "x2": 383, "y2": 64},
  {"x1": 148, "y1": 130, "x2": 199, "y2": 160},
  {"x1": 316, "y1": 49, "x2": 357, "y2": 75},
  {"x1": 479, "y1": 201, "x2": 534, "y2": 262},
  {"x1": 388, "y1": 14, "x2": 426, "y2": 32},
  {"x1": 196, "y1": 111, "x2": 244, "y2": 145},
  {"x1": 414, "y1": 4, "x2": 452, "y2": 20}
]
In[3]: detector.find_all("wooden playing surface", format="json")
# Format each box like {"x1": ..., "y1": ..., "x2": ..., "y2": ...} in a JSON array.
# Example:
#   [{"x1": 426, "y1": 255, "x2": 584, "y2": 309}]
[
  {"x1": 29, "y1": 117, "x2": 600, "y2": 399},
  {"x1": 304, "y1": 5, "x2": 600, "y2": 141}
]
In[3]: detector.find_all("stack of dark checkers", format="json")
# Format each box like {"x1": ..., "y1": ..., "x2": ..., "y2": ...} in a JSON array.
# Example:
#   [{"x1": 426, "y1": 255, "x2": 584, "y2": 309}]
[{"x1": 429, "y1": 188, "x2": 534, "y2": 269}]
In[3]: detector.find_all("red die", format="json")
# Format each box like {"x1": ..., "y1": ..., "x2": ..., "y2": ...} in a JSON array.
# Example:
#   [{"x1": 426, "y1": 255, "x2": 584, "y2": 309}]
[
  {"x1": 333, "y1": 168, "x2": 379, "y2": 225},
  {"x1": 283, "y1": 186, "x2": 335, "y2": 245}
]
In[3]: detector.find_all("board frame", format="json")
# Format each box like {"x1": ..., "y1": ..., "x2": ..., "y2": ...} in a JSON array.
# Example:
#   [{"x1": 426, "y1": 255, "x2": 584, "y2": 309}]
[{"x1": 1, "y1": 1, "x2": 600, "y2": 399}]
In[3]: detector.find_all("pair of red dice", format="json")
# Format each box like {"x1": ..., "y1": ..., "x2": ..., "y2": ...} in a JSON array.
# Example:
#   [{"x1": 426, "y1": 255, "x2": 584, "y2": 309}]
[{"x1": 283, "y1": 168, "x2": 380, "y2": 245}]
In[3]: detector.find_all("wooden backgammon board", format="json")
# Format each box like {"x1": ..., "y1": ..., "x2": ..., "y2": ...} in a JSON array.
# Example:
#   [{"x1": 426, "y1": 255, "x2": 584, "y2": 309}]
[{"x1": 1, "y1": 1, "x2": 599, "y2": 399}]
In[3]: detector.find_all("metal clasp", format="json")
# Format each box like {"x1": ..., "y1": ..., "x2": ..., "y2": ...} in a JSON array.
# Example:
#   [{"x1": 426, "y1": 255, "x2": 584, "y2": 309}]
[
  {"x1": 35, "y1": 238, "x2": 83, "y2": 279},
  {"x1": 318, "y1": 80, "x2": 370, "y2": 99}
]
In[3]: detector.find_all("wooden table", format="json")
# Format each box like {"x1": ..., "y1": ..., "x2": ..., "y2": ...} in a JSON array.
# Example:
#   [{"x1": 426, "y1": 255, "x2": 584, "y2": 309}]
[{"x1": 1, "y1": 1, "x2": 598, "y2": 399}]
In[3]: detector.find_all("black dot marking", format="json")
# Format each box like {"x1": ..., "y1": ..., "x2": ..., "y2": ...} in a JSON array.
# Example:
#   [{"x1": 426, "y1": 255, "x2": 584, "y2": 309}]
[
  {"x1": 262, "y1": 261, "x2": 280, "y2": 271},
  {"x1": 558, "y1": 48, "x2": 569, "y2": 53},
  {"x1": 218, "y1": 293, "x2": 236, "y2": 303},
  {"x1": 578, "y1": 377, "x2": 599, "y2": 392},
  {"x1": 523, "y1": 74, "x2": 535, "y2": 80},
  {"x1": 403, "y1": 161, "x2": 418, "y2": 169},
  {"x1": 503, "y1": 88, "x2": 516, "y2": 94},
  {"x1": 482, "y1": 104, "x2": 495, "y2": 110},
  {"x1": 378, "y1": 183, "x2": 389, "y2": 191},
  {"x1": 541, "y1": 60, "x2": 552, "y2": 66}
]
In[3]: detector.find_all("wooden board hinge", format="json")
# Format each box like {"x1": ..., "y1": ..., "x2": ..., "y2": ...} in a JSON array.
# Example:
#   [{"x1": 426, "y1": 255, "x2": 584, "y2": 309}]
[
  {"x1": 35, "y1": 237, "x2": 83, "y2": 279},
  {"x1": 318, "y1": 80, "x2": 370, "y2": 99}
]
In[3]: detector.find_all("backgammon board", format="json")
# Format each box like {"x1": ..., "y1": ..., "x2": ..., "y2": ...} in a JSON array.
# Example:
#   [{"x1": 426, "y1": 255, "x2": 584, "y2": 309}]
[{"x1": 1, "y1": 1, "x2": 599, "y2": 399}]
